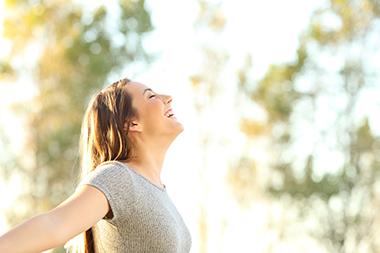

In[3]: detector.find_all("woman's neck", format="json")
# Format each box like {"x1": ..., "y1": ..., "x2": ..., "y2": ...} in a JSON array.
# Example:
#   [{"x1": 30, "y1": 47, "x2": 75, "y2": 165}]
[{"x1": 122, "y1": 146, "x2": 168, "y2": 188}]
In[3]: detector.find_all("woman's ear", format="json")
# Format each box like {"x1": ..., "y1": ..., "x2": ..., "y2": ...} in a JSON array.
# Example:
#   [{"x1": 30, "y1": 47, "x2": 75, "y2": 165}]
[{"x1": 124, "y1": 121, "x2": 142, "y2": 132}]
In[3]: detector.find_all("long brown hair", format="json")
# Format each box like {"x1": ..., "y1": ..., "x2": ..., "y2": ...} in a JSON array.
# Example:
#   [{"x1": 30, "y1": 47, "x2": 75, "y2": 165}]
[{"x1": 78, "y1": 78, "x2": 138, "y2": 253}]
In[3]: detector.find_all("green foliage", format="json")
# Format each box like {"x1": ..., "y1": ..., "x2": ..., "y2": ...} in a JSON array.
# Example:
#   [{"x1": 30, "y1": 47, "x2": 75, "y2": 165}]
[
  {"x1": 0, "y1": 60, "x2": 14, "y2": 78},
  {"x1": 235, "y1": 0, "x2": 380, "y2": 252},
  {"x1": 269, "y1": 156, "x2": 342, "y2": 201}
]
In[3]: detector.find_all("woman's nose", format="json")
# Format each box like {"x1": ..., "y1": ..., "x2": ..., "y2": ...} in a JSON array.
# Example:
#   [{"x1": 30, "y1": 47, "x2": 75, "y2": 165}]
[{"x1": 160, "y1": 94, "x2": 172, "y2": 104}]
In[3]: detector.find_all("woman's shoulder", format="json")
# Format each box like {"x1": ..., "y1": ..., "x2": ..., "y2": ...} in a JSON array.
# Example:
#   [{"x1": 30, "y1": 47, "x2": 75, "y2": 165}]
[
  {"x1": 96, "y1": 160, "x2": 130, "y2": 173},
  {"x1": 76, "y1": 160, "x2": 135, "y2": 224},
  {"x1": 82, "y1": 160, "x2": 132, "y2": 184}
]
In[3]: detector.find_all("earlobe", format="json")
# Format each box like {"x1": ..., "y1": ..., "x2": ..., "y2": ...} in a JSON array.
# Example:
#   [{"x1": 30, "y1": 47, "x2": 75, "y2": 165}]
[{"x1": 126, "y1": 121, "x2": 142, "y2": 132}]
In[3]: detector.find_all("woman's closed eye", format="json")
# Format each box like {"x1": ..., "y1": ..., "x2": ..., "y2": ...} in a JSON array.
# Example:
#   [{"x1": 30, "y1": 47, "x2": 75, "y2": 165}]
[{"x1": 149, "y1": 94, "x2": 156, "y2": 99}]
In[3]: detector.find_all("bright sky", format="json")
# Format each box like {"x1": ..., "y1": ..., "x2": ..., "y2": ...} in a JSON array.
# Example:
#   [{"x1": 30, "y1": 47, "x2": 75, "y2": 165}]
[
  {"x1": 3, "y1": 0, "x2": 377, "y2": 252},
  {"x1": 133, "y1": 2, "x2": 330, "y2": 251}
]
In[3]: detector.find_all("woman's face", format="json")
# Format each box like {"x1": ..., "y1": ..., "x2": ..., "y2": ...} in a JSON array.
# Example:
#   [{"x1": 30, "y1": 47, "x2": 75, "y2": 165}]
[{"x1": 125, "y1": 82, "x2": 184, "y2": 137}]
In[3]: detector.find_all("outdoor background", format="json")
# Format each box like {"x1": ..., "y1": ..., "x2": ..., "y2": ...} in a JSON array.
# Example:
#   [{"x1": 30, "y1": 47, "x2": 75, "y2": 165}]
[{"x1": 1, "y1": 0, "x2": 380, "y2": 252}]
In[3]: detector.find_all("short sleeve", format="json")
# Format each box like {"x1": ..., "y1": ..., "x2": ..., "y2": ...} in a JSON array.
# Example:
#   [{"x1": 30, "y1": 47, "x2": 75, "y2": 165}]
[{"x1": 76, "y1": 162, "x2": 130, "y2": 224}]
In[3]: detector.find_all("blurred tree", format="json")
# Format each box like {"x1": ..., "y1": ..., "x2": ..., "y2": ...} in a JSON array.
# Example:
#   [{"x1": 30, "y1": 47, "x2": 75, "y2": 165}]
[
  {"x1": 0, "y1": 125, "x2": 19, "y2": 180},
  {"x1": 0, "y1": 0, "x2": 152, "y2": 251},
  {"x1": 190, "y1": 1, "x2": 229, "y2": 252},
  {"x1": 232, "y1": 0, "x2": 380, "y2": 252}
]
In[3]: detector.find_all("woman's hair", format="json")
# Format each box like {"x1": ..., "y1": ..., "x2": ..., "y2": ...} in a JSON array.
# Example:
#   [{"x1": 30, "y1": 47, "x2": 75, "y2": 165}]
[
  {"x1": 79, "y1": 77, "x2": 138, "y2": 175},
  {"x1": 64, "y1": 77, "x2": 138, "y2": 253}
]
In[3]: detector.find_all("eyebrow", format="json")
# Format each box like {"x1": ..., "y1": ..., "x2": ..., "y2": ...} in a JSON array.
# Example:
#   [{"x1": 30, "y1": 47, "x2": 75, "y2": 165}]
[{"x1": 142, "y1": 88, "x2": 153, "y2": 95}]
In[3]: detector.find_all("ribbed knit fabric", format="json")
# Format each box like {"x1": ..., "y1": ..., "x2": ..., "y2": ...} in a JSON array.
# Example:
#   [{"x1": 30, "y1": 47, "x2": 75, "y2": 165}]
[{"x1": 76, "y1": 160, "x2": 192, "y2": 253}]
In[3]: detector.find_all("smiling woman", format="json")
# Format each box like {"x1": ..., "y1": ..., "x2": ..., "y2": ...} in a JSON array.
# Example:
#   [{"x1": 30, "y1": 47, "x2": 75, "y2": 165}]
[
  {"x1": 0, "y1": 77, "x2": 191, "y2": 253},
  {"x1": 130, "y1": 83, "x2": 183, "y2": 139},
  {"x1": 144, "y1": 88, "x2": 176, "y2": 118}
]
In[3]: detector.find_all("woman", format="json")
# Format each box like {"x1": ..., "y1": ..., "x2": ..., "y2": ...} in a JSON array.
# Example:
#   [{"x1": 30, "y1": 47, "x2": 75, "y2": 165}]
[{"x1": 0, "y1": 78, "x2": 192, "y2": 253}]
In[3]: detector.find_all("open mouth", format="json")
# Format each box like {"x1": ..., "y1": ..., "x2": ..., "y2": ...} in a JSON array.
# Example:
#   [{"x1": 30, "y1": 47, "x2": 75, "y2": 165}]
[{"x1": 165, "y1": 108, "x2": 177, "y2": 119}]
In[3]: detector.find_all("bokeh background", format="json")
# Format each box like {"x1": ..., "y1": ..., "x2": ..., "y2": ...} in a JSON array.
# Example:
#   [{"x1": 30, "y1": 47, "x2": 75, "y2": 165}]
[{"x1": 1, "y1": 0, "x2": 380, "y2": 252}]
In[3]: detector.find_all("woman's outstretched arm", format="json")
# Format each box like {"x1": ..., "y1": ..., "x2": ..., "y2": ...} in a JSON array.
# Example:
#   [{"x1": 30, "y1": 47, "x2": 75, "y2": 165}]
[{"x1": 0, "y1": 185, "x2": 110, "y2": 253}]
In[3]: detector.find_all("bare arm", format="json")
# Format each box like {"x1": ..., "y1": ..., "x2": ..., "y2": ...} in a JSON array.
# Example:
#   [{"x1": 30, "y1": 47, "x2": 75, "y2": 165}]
[{"x1": 0, "y1": 185, "x2": 110, "y2": 253}]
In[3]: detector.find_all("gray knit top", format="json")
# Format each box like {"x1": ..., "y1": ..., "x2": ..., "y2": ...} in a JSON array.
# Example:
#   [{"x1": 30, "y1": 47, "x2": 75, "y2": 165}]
[{"x1": 76, "y1": 160, "x2": 192, "y2": 253}]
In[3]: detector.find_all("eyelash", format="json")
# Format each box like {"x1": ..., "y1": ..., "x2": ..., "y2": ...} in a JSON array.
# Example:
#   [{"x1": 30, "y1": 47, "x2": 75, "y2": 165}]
[{"x1": 149, "y1": 94, "x2": 156, "y2": 98}]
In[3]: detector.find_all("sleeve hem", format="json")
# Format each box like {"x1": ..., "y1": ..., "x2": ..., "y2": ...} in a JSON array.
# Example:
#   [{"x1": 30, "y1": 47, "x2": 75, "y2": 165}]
[{"x1": 79, "y1": 182, "x2": 121, "y2": 223}]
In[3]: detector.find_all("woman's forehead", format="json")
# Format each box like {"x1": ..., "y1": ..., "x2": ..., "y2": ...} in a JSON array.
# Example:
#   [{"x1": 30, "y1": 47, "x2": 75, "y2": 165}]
[{"x1": 125, "y1": 82, "x2": 149, "y2": 94}]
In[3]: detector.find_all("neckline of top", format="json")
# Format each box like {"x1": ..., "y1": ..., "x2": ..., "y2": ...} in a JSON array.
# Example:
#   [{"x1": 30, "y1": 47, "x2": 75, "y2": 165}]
[{"x1": 111, "y1": 160, "x2": 167, "y2": 192}]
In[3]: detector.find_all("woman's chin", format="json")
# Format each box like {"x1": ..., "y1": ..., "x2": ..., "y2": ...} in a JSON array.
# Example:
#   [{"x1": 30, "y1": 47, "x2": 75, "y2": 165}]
[
  {"x1": 163, "y1": 115, "x2": 184, "y2": 136},
  {"x1": 173, "y1": 121, "x2": 184, "y2": 136},
  {"x1": 174, "y1": 121, "x2": 184, "y2": 133}
]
